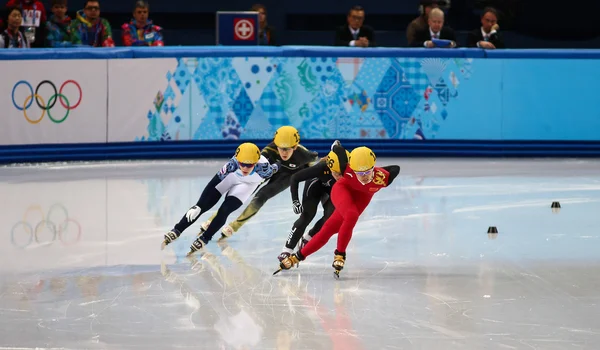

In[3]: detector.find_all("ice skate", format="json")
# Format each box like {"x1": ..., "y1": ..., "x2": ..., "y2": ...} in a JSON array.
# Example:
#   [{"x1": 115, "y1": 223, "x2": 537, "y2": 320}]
[
  {"x1": 196, "y1": 220, "x2": 210, "y2": 238},
  {"x1": 161, "y1": 229, "x2": 180, "y2": 249},
  {"x1": 273, "y1": 253, "x2": 301, "y2": 275},
  {"x1": 277, "y1": 251, "x2": 291, "y2": 262},
  {"x1": 332, "y1": 251, "x2": 346, "y2": 279},
  {"x1": 217, "y1": 224, "x2": 234, "y2": 241},
  {"x1": 186, "y1": 236, "x2": 208, "y2": 256}
]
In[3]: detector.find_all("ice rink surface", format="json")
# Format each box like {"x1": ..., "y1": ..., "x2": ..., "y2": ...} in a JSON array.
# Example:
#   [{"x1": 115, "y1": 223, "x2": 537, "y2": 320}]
[{"x1": 1, "y1": 158, "x2": 600, "y2": 350}]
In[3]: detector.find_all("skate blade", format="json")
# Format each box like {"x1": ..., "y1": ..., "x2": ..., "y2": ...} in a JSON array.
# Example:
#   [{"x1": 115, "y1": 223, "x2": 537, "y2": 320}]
[
  {"x1": 273, "y1": 268, "x2": 283, "y2": 275},
  {"x1": 217, "y1": 234, "x2": 228, "y2": 242},
  {"x1": 333, "y1": 270, "x2": 340, "y2": 279},
  {"x1": 161, "y1": 241, "x2": 168, "y2": 250}
]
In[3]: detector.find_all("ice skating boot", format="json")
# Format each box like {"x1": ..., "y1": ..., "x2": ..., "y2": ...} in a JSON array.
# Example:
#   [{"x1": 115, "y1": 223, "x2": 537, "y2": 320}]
[
  {"x1": 332, "y1": 250, "x2": 346, "y2": 279},
  {"x1": 273, "y1": 251, "x2": 305, "y2": 275},
  {"x1": 217, "y1": 224, "x2": 235, "y2": 241},
  {"x1": 196, "y1": 220, "x2": 210, "y2": 238},
  {"x1": 278, "y1": 248, "x2": 293, "y2": 263},
  {"x1": 161, "y1": 229, "x2": 181, "y2": 249},
  {"x1": 186, "y1": 235, "x2": 208, "y2": 256}
]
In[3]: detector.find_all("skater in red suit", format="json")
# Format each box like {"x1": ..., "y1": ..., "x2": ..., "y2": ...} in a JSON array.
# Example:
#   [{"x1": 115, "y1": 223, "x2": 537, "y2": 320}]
[{"x1": 276, "y1": 144, "x2": 400, "y2": 278}]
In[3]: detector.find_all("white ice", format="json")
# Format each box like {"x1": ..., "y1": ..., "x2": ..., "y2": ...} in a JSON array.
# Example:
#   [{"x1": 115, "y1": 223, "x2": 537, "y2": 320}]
[{"x1": 1, "y1": 158, "x2": 600, "y2": 349}]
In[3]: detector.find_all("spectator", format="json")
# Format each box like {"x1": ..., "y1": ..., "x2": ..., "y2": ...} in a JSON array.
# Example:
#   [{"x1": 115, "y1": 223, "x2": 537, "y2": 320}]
[
  {"x1": 4, "y1": 0, "x2": 47, "y2": 47},
  {"x1": 406, "y1": 0, "x2": 445, "y2": 46},
  {"x1": 46, "y1": 0, "x2": 73, "y2": 47},
  {"x1": 251, "y1": 3, "x2": 276, "y2": 46},
  {"x1": 121, "y1": 0, "x2": 163, "y2": 46},
  {"x1": 334, "y1": 5, "x2": 375, "y2": 47},
  {"x1": 410, "y1": 7, "x2": 456, "y2": 48},
  {"x1": 0, "y1": 6, "x2": 30, "y2": 47},
  {"x1": 466, "y1": 7, "x2": 505, "y2": 49},
  {"x1": 69, "y1": 0, "x2": 114, "y2": 47}
]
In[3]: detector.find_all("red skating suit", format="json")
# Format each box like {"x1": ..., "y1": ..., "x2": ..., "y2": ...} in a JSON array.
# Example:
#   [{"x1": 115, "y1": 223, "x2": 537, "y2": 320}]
[{"x1": 300, "y1": 166, "x2": 391, "y2": 257}]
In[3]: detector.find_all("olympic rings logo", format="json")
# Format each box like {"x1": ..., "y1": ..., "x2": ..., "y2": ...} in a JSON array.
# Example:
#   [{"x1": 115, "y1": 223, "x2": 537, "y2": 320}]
[
  {"x1": 11, "y1": 203, "x2": 82, "y2": 249},
  {"x1": 11, "y1": 80, "x2": 83, "y2": 124}
]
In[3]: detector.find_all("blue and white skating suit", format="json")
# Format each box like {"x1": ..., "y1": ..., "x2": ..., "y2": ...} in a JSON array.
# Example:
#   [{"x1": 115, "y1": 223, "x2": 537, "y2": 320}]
[{"x1": 215, "y1": 155, "x2": 274, "y2": 203}]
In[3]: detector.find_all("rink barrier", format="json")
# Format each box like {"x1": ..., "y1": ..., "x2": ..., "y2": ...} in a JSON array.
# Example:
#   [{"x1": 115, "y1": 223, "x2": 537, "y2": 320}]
[
  {"x1": 3, "y1": 140, "x2": 600, "y2": 164},
  {"x1": 3, "y1": 46, "x2": 600, "y2": 163},
  {"x1": 5, "y1": 47, "x2": 600, "y2": 59}
]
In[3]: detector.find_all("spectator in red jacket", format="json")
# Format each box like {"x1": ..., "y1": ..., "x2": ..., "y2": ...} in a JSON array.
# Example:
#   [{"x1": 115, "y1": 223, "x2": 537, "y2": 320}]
[
  {"x1": 4, "y1": 0, "x2": 47, "y2": 47},
  {"x1": 121, "y1": 0, "x2": 163, "y2": 46}
]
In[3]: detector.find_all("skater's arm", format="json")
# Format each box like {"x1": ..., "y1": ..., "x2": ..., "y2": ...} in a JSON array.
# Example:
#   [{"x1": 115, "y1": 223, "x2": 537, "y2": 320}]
[
  {"x1": 255, "y1": 156, "x2": 279, "y2": 179},
  {"x1": 296, "y1": 144, "x2": 320, "y2": 166},
  {"x1": 260, "y1": 143, "x2": 279, "y2": 164},
  {"x1": 217, "y1": 157, "x2": 239, "y2": 180},
  {"x1": 381, "y1": 165, "x2": 400, "y2": 185},
  {"x1": 332, "y1": 144, "x2": 348, "y2": 172},
  {"x1": 289, "y1": 161, "x2": 327, "y2": 202}
]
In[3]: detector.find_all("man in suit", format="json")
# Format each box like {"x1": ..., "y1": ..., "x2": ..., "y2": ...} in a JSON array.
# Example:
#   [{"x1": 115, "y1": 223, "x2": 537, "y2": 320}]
[
  {"x1": 406, "y1": 0, "x2": 447, "y2": 46},
  {"x1": 410, "y1": 7, "x2": 456, "y2": 48},
  {"x1": 334, "y1": 5, "x2": 375, "y2": 47},
  {"x1": 466, "y1": 7, "x2": 505, "y2": 49}
]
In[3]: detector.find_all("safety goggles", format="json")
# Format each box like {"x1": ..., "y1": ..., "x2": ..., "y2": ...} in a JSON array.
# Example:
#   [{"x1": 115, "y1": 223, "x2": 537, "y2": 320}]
[
  {"x1": 354, "y1": 168, "x2": 374, "y2": 176},
  {"x1": 277, "y1": 147, "x2": 293, "y2": 152},
  {"x1": 238, "y1": 162, "x2": 256, "y2": 168}
]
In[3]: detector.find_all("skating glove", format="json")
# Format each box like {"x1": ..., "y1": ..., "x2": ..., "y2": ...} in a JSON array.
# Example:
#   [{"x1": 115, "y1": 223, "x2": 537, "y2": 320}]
[
  {"x1": 292, "y1": 199, "x2": 303, "y2": 214},
  {"x1": 218, "y1": 158, "x2": 238, "y2": 180},
  {"x1": 255, "y1": 162, "x2": 271, "y2": 178},
  {"x1": 271, "y1": 161, "x2": 281, "y2": 173},
  {"x1": 185, "y1": 205, "x2": 201, "y2": 222}
]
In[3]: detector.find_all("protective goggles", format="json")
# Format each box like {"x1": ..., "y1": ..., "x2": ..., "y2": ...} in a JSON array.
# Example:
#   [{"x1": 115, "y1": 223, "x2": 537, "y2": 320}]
[
  {"x1": 354, "y1": 168, "x2": 374, "y2": 176},
  {"x1": 238, "y1": 162, "x2": 256, "y2": 168},
  {"x1": 277, "y1": 147, "x2": 293, "y2": 152}
]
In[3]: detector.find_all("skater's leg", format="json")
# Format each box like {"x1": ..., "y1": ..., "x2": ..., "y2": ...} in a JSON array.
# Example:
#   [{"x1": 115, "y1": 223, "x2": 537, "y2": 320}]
[
  {"x1": 226, "y1": 173, "x2": 291, "y2": 233},
  {"x1": 200, "y1": 196, "x2": 244, "y2": 242},
  {"x1": 299, "y1": 210, "x2": 343, "y2": 258},
  {"x1": 306, "y1": 196, "x2": 335, "y2": 239},
  {"x1": 173, "y1": 175, "x2": 222, "y2": 233},
  {"x1": 189, "y1": 195, "x2": 243, "y2": 252},
  {"x1": 283, "y1": 180, "x2": 322, "y2": 252},
  {"x1": 335, "y1": 192, "x2": 372, "y2": 253}
]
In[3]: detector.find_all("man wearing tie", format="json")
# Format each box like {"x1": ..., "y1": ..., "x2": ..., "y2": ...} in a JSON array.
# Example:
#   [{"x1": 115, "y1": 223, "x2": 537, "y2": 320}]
[
  {"x1": 466, "y1": 7, "x2": 505, "y2": 49},
  {"x1": 334, "y1": 5, "x2": 375, "y2": 47},
  {"x1": 410, "y1": 7, "x2": 456, "y2": 48}
]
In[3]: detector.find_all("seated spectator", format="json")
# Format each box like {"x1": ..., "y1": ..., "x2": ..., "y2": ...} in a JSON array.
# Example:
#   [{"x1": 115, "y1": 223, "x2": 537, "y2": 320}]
[
  {"x1": 334, "y1": 5, "x2": 375, "y2": 47},
  {"x1": 251, "y1": 3, "x2": 276, "y2": 46},
  {"x1": 406, "y1": 0, "x2": 445, "y2": 45},
  {"x1": 69, "y1": 0, "x2": 114, "y2": 47},
  {"x1": 410, "y1": 7, "x2": 456, "y2": 48},
  {"x1": 0, "y1": 6, "x2": 30, "y2": 48},
  {"x1": 466, "y1": 7, "x2": 505, "y2": 49},
  {"x1": 46, "y1": 0, "x2": 73, "y2": 47},
  {"x1": 121, "y1": 1, "x2": 163, "y2": 46},
  {"x1": 4, "y1": 0, "x2": 47, "y2": 47}
]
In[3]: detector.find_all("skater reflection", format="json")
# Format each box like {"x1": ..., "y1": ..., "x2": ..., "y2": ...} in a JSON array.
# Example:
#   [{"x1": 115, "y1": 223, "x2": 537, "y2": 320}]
[{"x1": 160, "y1": 242, "x2": 323, "y2": 349}]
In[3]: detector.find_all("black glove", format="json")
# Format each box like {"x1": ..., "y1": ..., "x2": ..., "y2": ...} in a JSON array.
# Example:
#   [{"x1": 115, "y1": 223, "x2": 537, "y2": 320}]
[{"x1": 292, "y1": 199, "x2": 303, "y2": 214}]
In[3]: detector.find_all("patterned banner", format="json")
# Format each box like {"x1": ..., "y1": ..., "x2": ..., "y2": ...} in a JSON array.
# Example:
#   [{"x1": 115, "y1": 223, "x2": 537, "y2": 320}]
[{"x1": 108, "y1": 56, "x2": 476, "y2": 142}]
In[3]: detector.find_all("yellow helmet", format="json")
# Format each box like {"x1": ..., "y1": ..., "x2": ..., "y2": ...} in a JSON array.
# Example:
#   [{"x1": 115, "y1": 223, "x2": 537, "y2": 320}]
[
  {"x1": 326, "y1": 150, "x2": 350, "y2": 173},
  {"x1": 349, "y1": 146, "x2": 376, "y2": 171},
  {"x1": 273, "y1": 126, "x2": 300, "y2": 148},
  {"x1": 235, "y1": 142, "x2": 261, "y2": 164}
]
